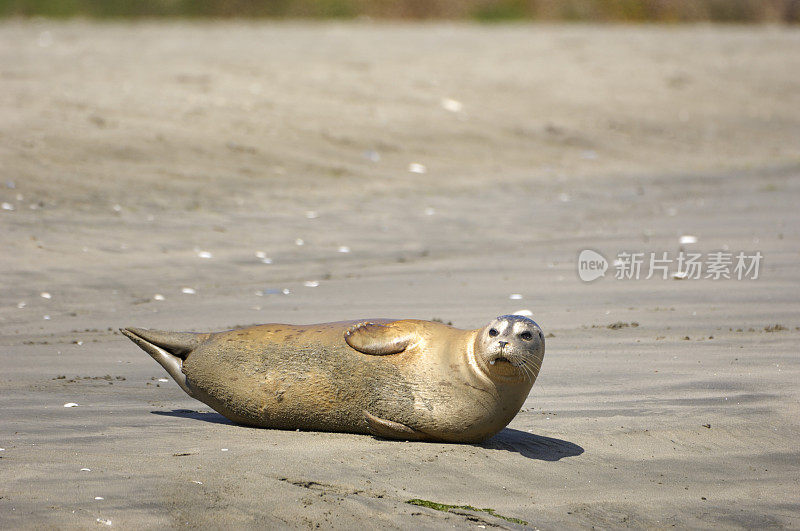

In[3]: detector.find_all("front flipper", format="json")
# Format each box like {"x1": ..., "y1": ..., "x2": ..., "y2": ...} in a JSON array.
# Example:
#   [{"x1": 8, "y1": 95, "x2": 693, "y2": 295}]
[
  {"x1": 344, "y1": 322, "x2": 415, "y2": 355},
  {"x1": 364, "y1": 411, "x2": 428, "y2": 441}
]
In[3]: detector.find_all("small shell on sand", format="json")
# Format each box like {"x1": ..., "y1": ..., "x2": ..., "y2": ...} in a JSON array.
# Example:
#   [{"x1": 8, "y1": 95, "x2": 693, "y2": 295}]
[{"x1": 408, "y1": 163, "x2": 427, "y2": 174}]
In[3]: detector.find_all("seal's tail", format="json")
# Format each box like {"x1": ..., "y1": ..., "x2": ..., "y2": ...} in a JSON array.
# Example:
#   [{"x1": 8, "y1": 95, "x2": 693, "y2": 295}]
[{"x1": 120, "y1": 327, "x2": 210, "y2": 397}]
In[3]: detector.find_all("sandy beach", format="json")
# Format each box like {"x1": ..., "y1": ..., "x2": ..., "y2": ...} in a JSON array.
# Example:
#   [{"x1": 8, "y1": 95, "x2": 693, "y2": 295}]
[{"x1": 1, "y1": 21, "x2": 799, "y2": 528}]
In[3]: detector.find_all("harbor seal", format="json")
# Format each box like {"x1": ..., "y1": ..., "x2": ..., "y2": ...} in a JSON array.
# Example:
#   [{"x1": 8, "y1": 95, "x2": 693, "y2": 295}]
[{"x1": 121, "y1": 315, "x2": 545, "y2": 443}]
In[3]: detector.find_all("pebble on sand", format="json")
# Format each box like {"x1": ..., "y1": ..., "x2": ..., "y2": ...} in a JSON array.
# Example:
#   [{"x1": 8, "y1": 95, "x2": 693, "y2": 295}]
[
  {"x1": 96, "y1": 519, "x2": 112, "y2": 526},
  {"x1": 196, "y1": 251, "x2": 213, "y2": 259},
  {"x1": 1, "y1": 202, "x2": 14, "y2": 211},
  {"x1": 40, "y1": 292, "x2": 52, "y2": 299},
  {"x1": 63, "y1": 403, "x2": 79, "y2": 408},
  {"x1": 679, "y1": 235, "x2": 698, "y2": 244},
  {"x1": 181, "y1": 287, "x2": 196, "y2": 295},
  {"x1": 153, "y1": 294, "x2": 165, "y2": 301},
  {"x1": 337, "y1": 246, "x2": 350, "y2": 253},
  {"x1": 509, "y1": 294, "x2": 523, "y2": 300},
  {"x1": 80, "y1": 468, "x2": 91, "y2": 471},
  {"x1": 513, "y1": 309, "x2": 533, "y2": 317},
  {"x1": 305, "y1": 211, "x2": 319, "y2": 219},
  {"x1": 295, "y1": 238, "x2": 305, "y2": 246},
  {"x1": 303, "y1": 281, "x2": 320, "y2": 287}
]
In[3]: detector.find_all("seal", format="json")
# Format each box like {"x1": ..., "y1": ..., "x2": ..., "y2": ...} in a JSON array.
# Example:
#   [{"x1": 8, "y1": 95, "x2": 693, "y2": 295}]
[{"x1": 121, "y1": 315, "x2": 545, "y2": 443}]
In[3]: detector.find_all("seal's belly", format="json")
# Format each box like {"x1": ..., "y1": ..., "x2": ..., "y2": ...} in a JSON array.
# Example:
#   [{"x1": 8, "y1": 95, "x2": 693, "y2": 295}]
[{"x1": 182, "y1": 332, "x2": 422, "y2": 433}]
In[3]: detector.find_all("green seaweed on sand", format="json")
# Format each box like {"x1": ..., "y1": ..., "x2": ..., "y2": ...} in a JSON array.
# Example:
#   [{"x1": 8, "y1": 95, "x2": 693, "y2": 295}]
[{"x1": 406, "y1": 498, "x2": 528, "y2": 526}]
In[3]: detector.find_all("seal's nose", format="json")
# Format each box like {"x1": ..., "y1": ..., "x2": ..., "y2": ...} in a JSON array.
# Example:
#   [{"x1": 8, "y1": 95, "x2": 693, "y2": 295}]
[{"x1": 498, "y1": 341, "x2": 508, "y2": 348}]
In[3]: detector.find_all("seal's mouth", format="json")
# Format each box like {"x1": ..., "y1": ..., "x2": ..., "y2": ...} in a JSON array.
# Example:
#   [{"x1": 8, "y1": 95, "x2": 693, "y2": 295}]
[{"x1": 488, "y1": 356, "x2": 518, "y2": 366}]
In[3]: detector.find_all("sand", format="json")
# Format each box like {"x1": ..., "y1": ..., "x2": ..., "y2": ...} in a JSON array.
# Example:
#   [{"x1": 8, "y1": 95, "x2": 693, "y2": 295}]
[{"x1": 1, "y1": 21, "x2": 799, "y2": 528}]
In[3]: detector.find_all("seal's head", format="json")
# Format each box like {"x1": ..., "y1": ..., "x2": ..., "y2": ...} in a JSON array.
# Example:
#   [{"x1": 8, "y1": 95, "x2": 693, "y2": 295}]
[{"x1": 473, "y1": 315, "x2": 545, "y2": 383}]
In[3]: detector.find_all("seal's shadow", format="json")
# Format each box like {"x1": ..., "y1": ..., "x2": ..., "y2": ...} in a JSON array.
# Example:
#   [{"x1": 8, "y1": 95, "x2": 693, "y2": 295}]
[
  {"x1": 478, "y1": 428, "x2": 583, "y2": 461},
  {"x1": 151, "y1": 411, "x2": 583, "y2": 460},
  {"x1": 152, "y1": 409, "x2": 235, "y2": 425}
]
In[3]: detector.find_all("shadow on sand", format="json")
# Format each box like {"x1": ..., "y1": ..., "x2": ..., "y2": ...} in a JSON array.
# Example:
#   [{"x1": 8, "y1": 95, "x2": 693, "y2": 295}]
[
  {"x1": 478, "y1": 428, "x2": 583, "y2": 461},
  {"x1": 152, "y1": 411, "x2": 583, "y2": 461},
  {"x1": 152, "y1": 409, "x2": 235, "y2": 425}
]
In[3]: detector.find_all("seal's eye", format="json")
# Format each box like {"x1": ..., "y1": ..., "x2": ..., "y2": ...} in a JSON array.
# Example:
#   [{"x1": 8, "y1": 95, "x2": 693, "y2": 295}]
[
  {"x1": 488, "y1": 328, "x2": 499, "y2": 337},
  {"x1": 519, "y1": 331, "x2": 533, "y2": 341}
]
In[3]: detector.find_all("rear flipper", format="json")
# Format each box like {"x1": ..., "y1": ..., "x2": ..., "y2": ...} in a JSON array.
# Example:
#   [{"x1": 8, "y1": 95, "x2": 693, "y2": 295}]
[{"x1": 120, "y1": 327, "x2": 209, "y2": 397}]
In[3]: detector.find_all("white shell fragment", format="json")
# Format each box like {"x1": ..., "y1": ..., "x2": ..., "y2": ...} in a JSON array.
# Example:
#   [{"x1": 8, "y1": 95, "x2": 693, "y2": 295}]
[
  {"x1": 303, "y1": 281, "x2": 320, "y2": 288},
  {"x1": 40, "y1": 292, "x2": 52, "y2": 299},
  {"x1": 1, "y1": 202, "x2": 14, "y2": 211},
  {"x1": 408, "y1": 163, "x2": 427, "y2": 174},
  {"x1": 337, "y1": 246, "x2": 350, "y2": 253},
  {"x1": 513, "y1": 309, "x2": 533, "y2": 317},
  {"x1": 197, "y1": 251, "x2": 213, "y2": 259},
  {"x1": 95, "y1": 497, "x2": 104, "y2": 500},
  {"x1": 181, "y1": 288, "x2": 196, "y2": 295},
  {"x1": 295, "y1": 238, "x2": 305, "y2": 246},
  {"x1": 158, "y1": 378, "x2": 169, "y2": 383},
  {"x1": 63, "y1": 403, "x2": 79, "y2": 408},
  {"x1": 679, "y1": 235, "x2": 698, "y2": 244},
  {"x1": 80, "y1": 468, "x2": 91, "y2": 471},
  {"x1": 96, "y1": 518, "x2": 112, "y2": 526},
  {"x1": 153, "y1": 294, "x2": 165, "y2": 301},
  {"x1": 305, "y1": 211, "x2": 318, "y2": 219},
  {"x1": 441, "y1": 98, "x2": 463, "y2": 113},
  {"x1": 509, "y1": 294, "x2": 523, "y2": 300}
]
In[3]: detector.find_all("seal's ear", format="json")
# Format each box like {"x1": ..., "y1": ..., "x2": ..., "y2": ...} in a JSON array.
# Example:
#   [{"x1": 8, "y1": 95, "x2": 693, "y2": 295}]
[{"x1": 344, "y1": 322, "x2": 413, "y2": 355}]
